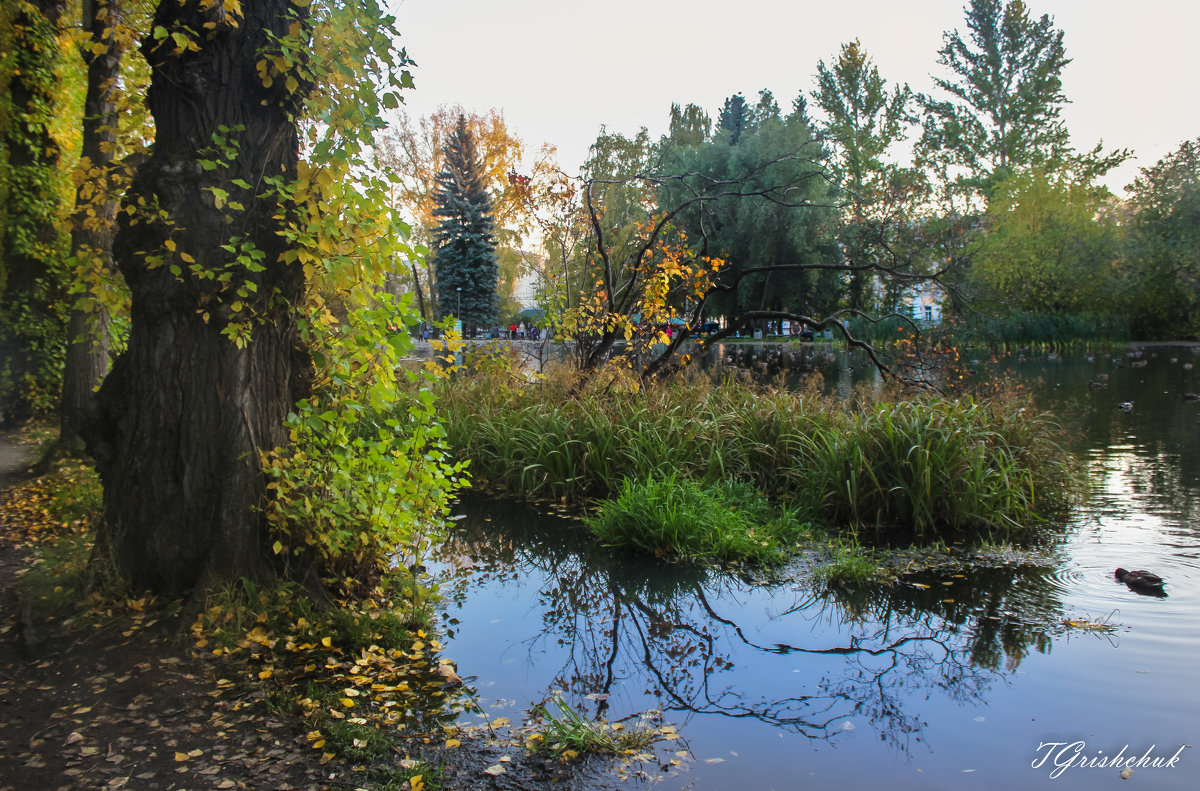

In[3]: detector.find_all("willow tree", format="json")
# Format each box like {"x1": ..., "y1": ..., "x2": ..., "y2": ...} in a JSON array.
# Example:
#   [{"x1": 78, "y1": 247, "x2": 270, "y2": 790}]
[{"x1": 85, "y1": 0, "x2": 422, "y2": 595}]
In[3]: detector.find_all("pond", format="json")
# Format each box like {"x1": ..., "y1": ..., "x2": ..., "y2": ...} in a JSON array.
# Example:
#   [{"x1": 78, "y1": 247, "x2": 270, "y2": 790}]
[{"x1": 430, "y1": 344, "x2": 1200, "y2": 790}]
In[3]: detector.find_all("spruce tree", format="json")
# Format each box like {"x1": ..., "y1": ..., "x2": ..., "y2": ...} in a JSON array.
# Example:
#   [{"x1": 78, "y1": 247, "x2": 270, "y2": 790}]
[
  {"x1": 717, "y1": 93, "x2": 750, "y2": 145},
  {"x1": 431, "y1": 116, "x2": 498, "y2": 330}
]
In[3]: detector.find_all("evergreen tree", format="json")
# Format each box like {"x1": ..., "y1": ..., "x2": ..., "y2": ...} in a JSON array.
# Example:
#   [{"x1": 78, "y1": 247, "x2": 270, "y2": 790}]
[
  {"x1": 431, "y1": 115, "x2": 498, "y2": 329},
  {"x1": 749, "y1": 89, "x2": 781, "y2": 129},
  {"x1": 717, "y1": 93, "x2": 749, "y2": 145}
]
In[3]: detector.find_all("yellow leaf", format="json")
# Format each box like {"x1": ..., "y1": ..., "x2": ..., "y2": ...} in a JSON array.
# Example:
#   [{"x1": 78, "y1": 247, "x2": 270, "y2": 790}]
[
  {"x1": 174, "y1": 752, "x2": 189, "y2": 762},
  {"x1": 321, "y1": 636, "x2": 333, "y2": 648},
  {"x1": 444, "y1": 738, "x2": 461, "y2": 748},
  {"x1": 179, "y1": 251, "x2": 196, "y2": 264},
  {"x1": 410, "y1": 777, "x2": 424, "y2": 791},
  {"x1": 339, "y1": 698, "x2": 355, "y2": 707}
]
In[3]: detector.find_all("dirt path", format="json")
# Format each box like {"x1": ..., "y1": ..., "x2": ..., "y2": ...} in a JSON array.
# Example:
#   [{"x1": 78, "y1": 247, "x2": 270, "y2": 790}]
[
  {"x1": 0, "y1": 433, "x2": 337, "y2": 791},
  {"x1": 0, "y1": 433, "x2": 34, "y2": 488}
]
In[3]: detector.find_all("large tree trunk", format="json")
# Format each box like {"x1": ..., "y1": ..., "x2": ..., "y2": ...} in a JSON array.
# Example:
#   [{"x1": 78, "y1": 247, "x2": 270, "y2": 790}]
[
  {"x1": 85, "y1": 0, "x2": 310, "y2": 594},
  {"x1": 59, "y1": 0, "x2": 124, "y2": 453}
]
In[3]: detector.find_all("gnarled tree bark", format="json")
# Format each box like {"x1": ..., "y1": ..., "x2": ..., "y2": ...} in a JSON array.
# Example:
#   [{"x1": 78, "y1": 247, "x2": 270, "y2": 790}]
[{"x1": 85, "y1": 0, "x2": 310, "y2": 594}]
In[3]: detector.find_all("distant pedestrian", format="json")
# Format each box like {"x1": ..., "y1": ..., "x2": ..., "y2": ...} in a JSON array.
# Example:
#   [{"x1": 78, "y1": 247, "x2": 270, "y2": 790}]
[
  {"x1": 518, "y1": 322, "x2": 526, "y2": 340},
  {"x1": 509, "y1": 322, "x2": 517, "y2": 340}
]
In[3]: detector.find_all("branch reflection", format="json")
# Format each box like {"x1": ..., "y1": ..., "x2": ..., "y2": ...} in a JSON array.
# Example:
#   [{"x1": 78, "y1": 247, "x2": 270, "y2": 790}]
[{"x1": 435, "y1": 494, "x2": 1075, "y2": 754}]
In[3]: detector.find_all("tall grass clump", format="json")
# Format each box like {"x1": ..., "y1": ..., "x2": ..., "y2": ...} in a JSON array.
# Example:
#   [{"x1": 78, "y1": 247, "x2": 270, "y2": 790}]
[
  {"x1": 798, "y1": 398, "x2": 1081, "y2": 535},
  {"x1": 435, "y1": 359, "x2": 1081, "y2": 541},
  {"x1": 586, "y1": 476, "x2": 811, "y2": 565}
]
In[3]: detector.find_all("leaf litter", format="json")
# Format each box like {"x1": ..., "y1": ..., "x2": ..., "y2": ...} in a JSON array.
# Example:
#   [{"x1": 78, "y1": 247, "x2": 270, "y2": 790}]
[{"x1": 1, "y1": 439, "x2": 688, "y2": 790}]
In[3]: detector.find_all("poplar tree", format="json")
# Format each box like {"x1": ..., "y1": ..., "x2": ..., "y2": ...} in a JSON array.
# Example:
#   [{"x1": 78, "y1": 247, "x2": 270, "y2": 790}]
[
  {"x1": 920, "y1": 0, "x2": 1071, "y2": 194},
  {"x1": 814, "y1": 39, "x2": 917, "y2": 311},
  {"x1": 430, "y1": 115, "x2": 498, "y2": 330}
]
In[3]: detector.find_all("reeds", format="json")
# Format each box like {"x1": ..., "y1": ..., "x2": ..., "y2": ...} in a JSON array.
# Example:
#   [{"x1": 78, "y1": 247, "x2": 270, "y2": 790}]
[{"x1": 435, "y1": 366, "x2": 1080, "y2": 543}]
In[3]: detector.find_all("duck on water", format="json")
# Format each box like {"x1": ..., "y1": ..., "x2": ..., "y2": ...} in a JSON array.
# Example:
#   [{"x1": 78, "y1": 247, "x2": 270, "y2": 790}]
[{"x1": 1115, "y1": 568, "x2": 1167, "y2": 595}]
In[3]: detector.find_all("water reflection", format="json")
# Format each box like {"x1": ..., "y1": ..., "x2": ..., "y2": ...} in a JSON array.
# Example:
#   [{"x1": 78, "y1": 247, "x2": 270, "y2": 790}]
[
  {"x1": 434, "y1": 495, "x2": 1082, "y2": 756},
  {"x1": 981, "y1": 346, "x2": 1200, "y2": 535},
  {"x1": 430, "y1": 345, "x2": 1200, "y2": 788}
]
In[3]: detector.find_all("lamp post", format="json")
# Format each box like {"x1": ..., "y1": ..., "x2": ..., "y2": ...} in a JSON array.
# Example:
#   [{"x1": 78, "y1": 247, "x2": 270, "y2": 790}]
[{"x1": 456, "y1": 287, "x2": 462, "y2": 321}]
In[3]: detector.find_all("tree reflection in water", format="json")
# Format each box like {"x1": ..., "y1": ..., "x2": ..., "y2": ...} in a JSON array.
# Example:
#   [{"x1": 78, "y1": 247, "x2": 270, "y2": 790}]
[{"x1": 433, "y1": 493, "x2": 1077, "y2": 755}]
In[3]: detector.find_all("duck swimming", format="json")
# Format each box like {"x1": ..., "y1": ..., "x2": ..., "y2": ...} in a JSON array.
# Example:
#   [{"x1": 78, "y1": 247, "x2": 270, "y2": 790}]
[{"x1": 1115, "y1": 568, "x2": 1165, "y2": 592}]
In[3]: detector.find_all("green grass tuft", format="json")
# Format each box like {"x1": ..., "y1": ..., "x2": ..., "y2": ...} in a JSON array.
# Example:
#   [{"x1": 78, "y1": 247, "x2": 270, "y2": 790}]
[
  {"x1": 586, "y1": 476, "x2": 811, "y2": 565},
  {"x1": 526, "y1": 697, "x2": 659, "y2": 761}
]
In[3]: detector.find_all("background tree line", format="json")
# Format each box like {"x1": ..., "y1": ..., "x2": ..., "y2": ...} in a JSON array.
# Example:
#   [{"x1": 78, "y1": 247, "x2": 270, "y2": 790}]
[{"x1": 374, "y1": 0, "x2": 1199, "y2": 354}]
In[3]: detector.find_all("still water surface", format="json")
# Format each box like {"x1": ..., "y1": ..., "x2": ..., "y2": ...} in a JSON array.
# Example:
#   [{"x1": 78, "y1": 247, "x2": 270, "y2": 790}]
[{"x1": 433, "y1": 345, "x2": 1200, "y2": 790}]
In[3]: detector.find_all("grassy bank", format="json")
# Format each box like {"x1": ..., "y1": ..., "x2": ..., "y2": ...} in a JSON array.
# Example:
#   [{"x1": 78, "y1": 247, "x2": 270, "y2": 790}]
[{"x1": 436, "y1": 363, "x2": 1082, "y2": 552}]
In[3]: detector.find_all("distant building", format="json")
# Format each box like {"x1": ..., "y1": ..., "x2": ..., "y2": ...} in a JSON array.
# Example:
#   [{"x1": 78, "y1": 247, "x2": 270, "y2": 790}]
[
  {"x1": 511, "y1": 250, "x2": 546, "y2": 310},
  {"x1": 900, "y1": 282, "x2": 944, "y2": 325}
]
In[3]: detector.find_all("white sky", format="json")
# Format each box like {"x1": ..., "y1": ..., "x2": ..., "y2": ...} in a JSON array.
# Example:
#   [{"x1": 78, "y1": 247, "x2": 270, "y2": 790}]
[{"x1": 387, "y1": 0, "x2": 1200, "y2": 198}]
